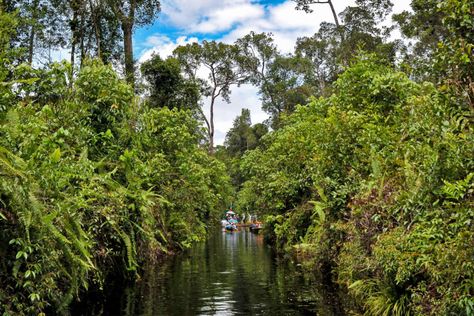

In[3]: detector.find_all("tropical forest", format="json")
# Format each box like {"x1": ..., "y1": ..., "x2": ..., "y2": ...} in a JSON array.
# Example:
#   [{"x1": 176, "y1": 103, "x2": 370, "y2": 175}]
[{"x1": 0, "y1": 0, "x2": 473, "y2": 315}]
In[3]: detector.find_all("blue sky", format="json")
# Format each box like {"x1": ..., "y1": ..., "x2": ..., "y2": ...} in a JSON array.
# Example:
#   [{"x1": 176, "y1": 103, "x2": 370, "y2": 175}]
[{"x1": 134, "y1": 0, "x2": 411, "y2": 145}]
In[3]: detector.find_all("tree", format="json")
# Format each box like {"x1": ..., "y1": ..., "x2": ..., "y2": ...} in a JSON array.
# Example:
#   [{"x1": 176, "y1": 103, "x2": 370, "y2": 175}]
[
  {"x1": 87, "y1": 0, "x2": 122, "y2": 64},
  {"x1": 68, "y1": 0, "x2": 123, "y2": 66},
  {"x1": 3, "y1": 0, "x2": 69, "y2": 65},
  {"x1": 69, "y1": 0, "x2": 85, "y2": 72},
  {"x1": 295, "y1": 23, "x2": 340, "y2": 97},
  {"x1": 435, "y1": 0, "x2": 474, "y2": 109},
  {"x1": 224, "y1": 108, "x2": 268, "y2": 188},
  {"x1": 236, "y1": 32, "x2": 278, "y2": 86},
  {"x1": 338, "y1": 0, "x2": 397, "y2": 66},
  {"x1": 236, "y1": 31, "x2": 285, "y2": 121},
  {"x1": 140, "y1": 54, "x2": 200, "y2": 111},
  {"x1": 393, "y1": 0, "x2": 447, "y2": 81},
  {"x1": 261, "y1": 55, "x2": 313, "y2": 129},
  {"x1": 174, "y1": 41, "x2": 250, "y2": 152},
  {"x1": 4, "y1": 0, "x2": 123, "y2": 67},
  {"x1": 0, "y1": 2, "x2": 19, "y2": 113},
  {"x1": 290, "y1": 0, "x2": 400, "y2": 109},
  {"x1": 225, "y1": 108, "x2": 253, "y2": 157},
  {"x1": 107, "y1": 0, "x2": 161, "y2": 87},
  {"x1": 294, "y1": 0, "x2": 340, "y2": 27}
]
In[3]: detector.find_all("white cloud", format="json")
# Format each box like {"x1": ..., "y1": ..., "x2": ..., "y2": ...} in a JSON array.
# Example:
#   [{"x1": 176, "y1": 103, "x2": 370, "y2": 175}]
[
  {"x1": 194, "y1": 3, "x2": 265, "y2": 33},
  {"x1": 138, "y1": 35, "x2": 198, "y2": 62},
  {"x1": 161, "y1": 0, "x2": 254, "y2": 30},
  {"x1": 393, "y1": 0, "x2": 412, "y2": 14},
  {"x1": 221, "y1": 0, "x2": 355, "y2": 53}
]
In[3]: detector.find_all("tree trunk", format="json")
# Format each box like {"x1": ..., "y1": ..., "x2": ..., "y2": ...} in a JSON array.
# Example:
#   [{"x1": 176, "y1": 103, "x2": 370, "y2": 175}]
[
  {"x1": 89, "y1": 0, "x2": 102, "y2": 61},
  {"x1": 328, "y1": 0, "x2": 339, "y2": 27},
  {"x1": 79, "y1": 12, "x2": 85, "y2": 68},
  {"x1": 27, "y1": 0, "x2": 40, "y2": 64},
  {"x1": 122, "y1": 21, "x2": 134, "y2": 87},
  {"x1": 70, "y1": 9, "x2": 77, "y2": 86},
  {"x1": 70, "y1": 0, "x2": 82, "y2": 83},
  {"x1": 209, "y1": 96, "x2": 215, "y2": 153},
  {"x1": 28, "y1": 24, "x2": 35, "y2": 64}
]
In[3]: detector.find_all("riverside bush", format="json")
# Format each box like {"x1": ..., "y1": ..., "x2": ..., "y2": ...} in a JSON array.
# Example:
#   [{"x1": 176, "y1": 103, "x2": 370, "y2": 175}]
[
  {"x1": 237, "y1": 55, "x2": 474, "y2": 314},
  {"x1": 0, "y1": 58, "x2": 231, "y2": 314}
]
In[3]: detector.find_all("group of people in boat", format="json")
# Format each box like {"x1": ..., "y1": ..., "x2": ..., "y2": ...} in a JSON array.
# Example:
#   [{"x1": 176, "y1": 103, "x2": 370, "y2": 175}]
[
  {"x1": 221, "y1": 209, "x2": 239, "y2": 231},
  {"x1": 221, "y1": 208, "x2": 262, "y2": 232}
]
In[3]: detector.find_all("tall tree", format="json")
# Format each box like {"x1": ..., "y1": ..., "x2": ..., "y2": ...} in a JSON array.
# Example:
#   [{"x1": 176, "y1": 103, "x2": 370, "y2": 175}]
[
  {"x1": 225, "y1": 108, "x2": 253, "y2": 157},
  {"x1": 225, "y1": 109, "x2": 268, "y2": 157},
  {"x1": 435, "y1": 0, "x2": 474, "y2": 108},
  {"x1": 337, "y1": 0, "x2": 397, "y2": 66},
  {"x1": 292, "y1": 0, "x2": 399, "y2": 102},
  {"x1": 261, "y1": 55, "x2": 313, "y2": 129},
  {"x1": 107, "y1": 0, "x2": 161, "y2": 87},
  {"x1": 224, "y1": 108, "x2": 268, "y2": 187},
  {"x1": 87, "y1": 0, "x2": 122, "y2": 63},
  {"x1": 393, "y1": 0, "x2": 449, "y2": 81},
  {"x1": 4, "y1": 0, "x2": 68, "y2": 65},
  {"x1": 236, "y1": 32, "x2": 278, "y2": 86},
  {"x1": 294, "y1": 0, "x2": 340, "y2": 27},
  {"x1": 236, "y1": 32, "x2": 281, "y2": 119},
  {"x1": 174, "y1": 41, "x2": 250, "y2": 152},
  {"x1": 295, "y1": 23, "x2": 340, "y2": 96},
  {"x1": 0, "y1": 2, "x2": 19, "y2": 113},
  {"x1": 140, "y1": 54, "x2": 200, "y2": 111},
  {"x1": 26, "y1": 0, "x2": 40, "y2": 64},
  {"x1": 69, "y1": 0, "x2": 85, "y2": 71}
]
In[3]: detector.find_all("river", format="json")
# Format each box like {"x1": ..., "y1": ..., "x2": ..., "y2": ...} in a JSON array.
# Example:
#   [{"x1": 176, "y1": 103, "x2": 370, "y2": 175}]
[{"x1": 74, "y1": 228, "x2": 345, "y2": 315}]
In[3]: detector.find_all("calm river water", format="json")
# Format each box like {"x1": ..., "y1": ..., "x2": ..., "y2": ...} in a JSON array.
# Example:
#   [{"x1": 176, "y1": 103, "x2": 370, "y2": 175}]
[{"x1": 75, "y1": 228, "x2": 345, "y2": 315}]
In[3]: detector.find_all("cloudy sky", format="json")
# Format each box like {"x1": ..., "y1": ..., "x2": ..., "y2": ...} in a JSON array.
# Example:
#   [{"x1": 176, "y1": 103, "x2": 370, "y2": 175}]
[{"x1": 134, "y1": 0, "x2": 411, "y2": 145}]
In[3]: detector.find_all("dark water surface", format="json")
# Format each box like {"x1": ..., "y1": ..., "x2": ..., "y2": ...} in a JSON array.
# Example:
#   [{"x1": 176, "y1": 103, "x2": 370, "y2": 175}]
[{"x1": 76, "y1": 228, "x2": 344, "y2": 315}]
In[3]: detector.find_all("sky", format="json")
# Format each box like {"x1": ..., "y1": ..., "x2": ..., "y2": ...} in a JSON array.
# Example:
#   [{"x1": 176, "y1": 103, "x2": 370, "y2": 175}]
[{"x1": 134, "y1": 0, "x2": 411, "y2": 145}]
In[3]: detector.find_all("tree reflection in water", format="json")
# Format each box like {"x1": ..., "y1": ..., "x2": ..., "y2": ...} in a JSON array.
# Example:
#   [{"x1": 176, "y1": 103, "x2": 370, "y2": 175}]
[{"x1": 74, "y1": 228, "x2": 346, "y2": 315}]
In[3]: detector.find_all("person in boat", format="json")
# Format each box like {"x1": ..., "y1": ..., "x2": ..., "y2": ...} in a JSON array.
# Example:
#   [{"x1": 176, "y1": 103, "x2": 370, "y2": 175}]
[{"x1": 228, "y1": 214, "x2": 237, "y2": 224}]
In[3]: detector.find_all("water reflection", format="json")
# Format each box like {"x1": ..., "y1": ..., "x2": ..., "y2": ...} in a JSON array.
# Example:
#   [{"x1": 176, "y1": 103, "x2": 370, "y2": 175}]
[{"x1": 75, "y1": 229, "x2": 344, "y2": 315}]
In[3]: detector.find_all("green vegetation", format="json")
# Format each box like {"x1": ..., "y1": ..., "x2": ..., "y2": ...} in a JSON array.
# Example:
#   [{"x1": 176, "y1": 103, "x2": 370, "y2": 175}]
[
  {"x1": 232, "y1": 1, "x2": 474, "y2": 314},
  {"x1": 237, "y1": 55, "x2": 473, "y2": 314},
  {"x1": 0, "y1": 8, "x2": 231, "y2": 314}
]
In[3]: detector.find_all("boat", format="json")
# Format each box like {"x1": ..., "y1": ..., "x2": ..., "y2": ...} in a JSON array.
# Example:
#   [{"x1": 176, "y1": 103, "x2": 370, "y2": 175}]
[
  {"x1": 225, "y1": 223, "x2": 238, "y2": 232},
  {"x1": 222, "y1": 208, "x2": 239, "y2": 231},
  {"x1": 249, "y1": 222, "x2": 263, "y2": 233}
]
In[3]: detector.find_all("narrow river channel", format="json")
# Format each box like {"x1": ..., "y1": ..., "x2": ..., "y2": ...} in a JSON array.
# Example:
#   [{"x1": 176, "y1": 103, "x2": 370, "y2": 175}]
[{"x1": 75, "y1": 228, "x2": 345, "y2": 315}]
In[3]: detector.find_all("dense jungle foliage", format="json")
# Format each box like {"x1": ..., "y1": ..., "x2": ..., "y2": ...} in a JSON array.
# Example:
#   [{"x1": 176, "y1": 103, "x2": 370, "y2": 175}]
[
  {"x1": 234, "y1": 1, "x2": 474, "y2": 315},
  {"x1": 0, "y1": 8, "x2": 231, "y2": 315},
  {"x1": 238, "y1": 55, "x2": 473, "y2": 314}
]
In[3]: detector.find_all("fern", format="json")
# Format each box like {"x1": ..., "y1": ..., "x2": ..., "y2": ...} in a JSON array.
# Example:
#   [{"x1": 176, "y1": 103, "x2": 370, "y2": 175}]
[
  {"x1": 349, "y1": 279, "x2": 412, "y2": 316},
  {"x1": 0, "y1": 146, "x2": 25, "y2": 178},
  {"x1": 119, "y1": 230, "x2": 137, "y2": 271}
]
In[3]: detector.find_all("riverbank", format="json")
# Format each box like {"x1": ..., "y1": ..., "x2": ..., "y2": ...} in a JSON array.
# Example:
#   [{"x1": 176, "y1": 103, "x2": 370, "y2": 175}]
[
  {"x1": 236, "y1": 57, "x2": 474, "y2": 315},
  {"x1": 0, "y1": 59, "x2": 232, "y2": 314}
]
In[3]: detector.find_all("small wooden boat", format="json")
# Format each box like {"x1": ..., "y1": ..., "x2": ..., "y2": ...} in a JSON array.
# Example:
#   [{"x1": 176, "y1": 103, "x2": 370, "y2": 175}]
[
  {"x1": 249, "y1": 223, "x2": 263, "y2": 233},
  {"x1": 236, "y1": 223, "x2": 251, "y2": 227},
  {"x1": 225, "y1": 223, "x2": 238, "y2": 232}
]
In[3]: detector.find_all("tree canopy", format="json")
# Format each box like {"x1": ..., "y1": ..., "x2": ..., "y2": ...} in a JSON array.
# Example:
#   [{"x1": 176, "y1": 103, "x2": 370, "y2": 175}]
[
  {"x1": 173, "y1": 40, "x2": 251, "y2": 152},
  {"x1": 140, "y1": 54, "x2": 200, "y2": 112}
]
